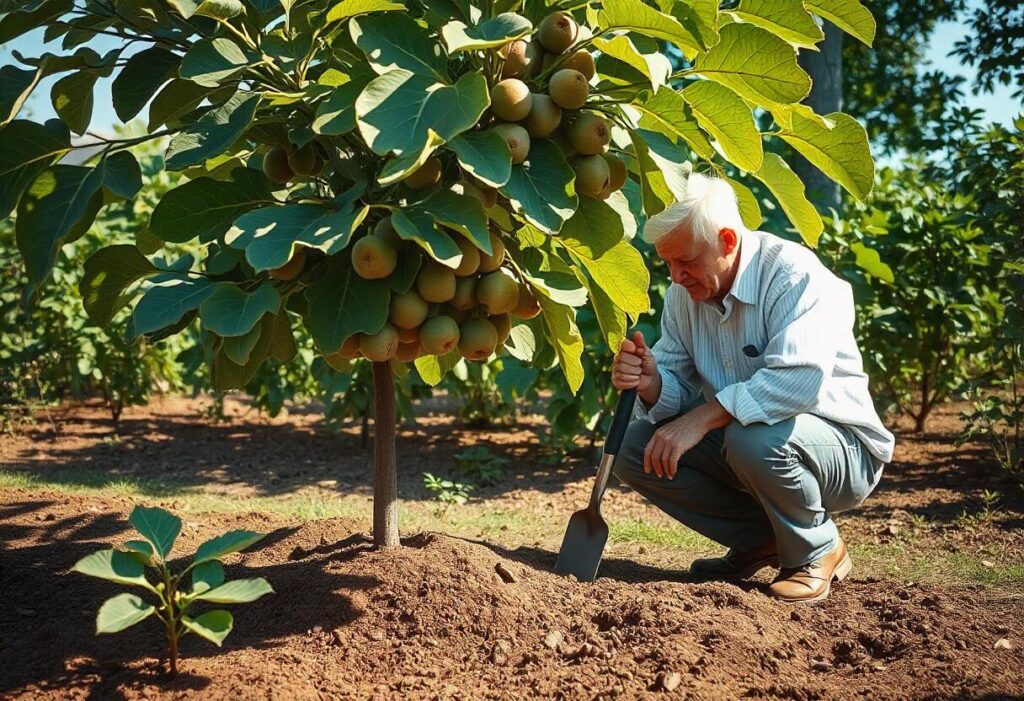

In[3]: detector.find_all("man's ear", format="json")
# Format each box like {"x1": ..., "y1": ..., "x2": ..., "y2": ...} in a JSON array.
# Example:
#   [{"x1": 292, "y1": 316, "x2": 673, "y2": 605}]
[{"x1": 719, "y1": 228, "x2": 738, "y2": 255}]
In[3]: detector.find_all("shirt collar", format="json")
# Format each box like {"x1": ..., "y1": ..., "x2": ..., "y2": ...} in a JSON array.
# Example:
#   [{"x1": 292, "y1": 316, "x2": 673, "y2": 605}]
[{"x1": 725, "y1": 230, "x2": 760, "y2": 305}]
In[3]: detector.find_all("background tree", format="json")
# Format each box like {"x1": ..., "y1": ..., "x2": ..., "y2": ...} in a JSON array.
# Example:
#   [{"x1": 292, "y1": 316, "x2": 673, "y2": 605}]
[{"x1": 0, "y1": 0, "x2": 875, "y2": 547}]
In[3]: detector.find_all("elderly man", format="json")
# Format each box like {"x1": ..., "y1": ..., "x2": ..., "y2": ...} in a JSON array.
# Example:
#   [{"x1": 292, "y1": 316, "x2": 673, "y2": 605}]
[{"x1": 611, "y1": 173, "x2": 894, "y2": 602}]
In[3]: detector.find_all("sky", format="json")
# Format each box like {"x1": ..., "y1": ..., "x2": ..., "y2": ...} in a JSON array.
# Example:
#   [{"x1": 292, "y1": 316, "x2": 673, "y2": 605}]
[{"x1": 3, "y1": 3, "x2": 1020, "y2": 136}]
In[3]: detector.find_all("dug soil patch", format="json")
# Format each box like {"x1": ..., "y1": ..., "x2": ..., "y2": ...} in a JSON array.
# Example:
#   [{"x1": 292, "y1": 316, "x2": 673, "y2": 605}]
[{"x1": 2, "y1": 491, "x2": 1021, "y2": 700}]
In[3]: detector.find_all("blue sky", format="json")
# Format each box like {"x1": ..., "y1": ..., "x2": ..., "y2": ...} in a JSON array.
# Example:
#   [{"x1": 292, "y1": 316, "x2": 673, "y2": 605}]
[{"x1": 3, "y1": 4, "x2": 1020, "y2": 135}]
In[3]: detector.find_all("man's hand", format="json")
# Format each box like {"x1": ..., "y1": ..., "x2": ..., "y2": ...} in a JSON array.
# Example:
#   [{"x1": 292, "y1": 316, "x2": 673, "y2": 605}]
[
  {"x1": 612, "y1": 331, "x2": 660, "y2": 405},
  {"x1": 643, "y1": 400, "x2": 735, "y2": 479}
]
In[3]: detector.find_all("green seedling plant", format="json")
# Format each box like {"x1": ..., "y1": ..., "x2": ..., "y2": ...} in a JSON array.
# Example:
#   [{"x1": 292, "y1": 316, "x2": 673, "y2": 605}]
[
  {"x1": 454, "y1": 446, "x2": 510, "y2": 485},
  {"x1": 424, "y1": 472, "x2": 472, "y2": 517},
  {"x1": 72, "y1": 505, "x2": 273, "y2": 677}
]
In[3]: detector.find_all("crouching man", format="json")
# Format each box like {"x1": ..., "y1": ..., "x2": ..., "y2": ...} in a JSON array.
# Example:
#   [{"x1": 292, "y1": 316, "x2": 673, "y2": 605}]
[{"x1": 612, "y1": 173, "x2": 894, "y2": 602}]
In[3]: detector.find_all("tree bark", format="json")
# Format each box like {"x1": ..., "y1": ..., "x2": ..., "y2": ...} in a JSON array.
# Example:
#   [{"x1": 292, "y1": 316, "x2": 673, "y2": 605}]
[
  {"x1": 371, "y1": 361, "x2": 399, "y2": 548},
  {"x1": 794, "y1": 20, "x2": 843, "y2": 211}
]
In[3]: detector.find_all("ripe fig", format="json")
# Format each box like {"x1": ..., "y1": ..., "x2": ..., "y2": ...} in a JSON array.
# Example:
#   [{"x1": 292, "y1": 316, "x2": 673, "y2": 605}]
[
  {"x1": 263, "y1": 147, "x2": 294, "y2": 185},
  {"x1": 603, "y1": 153, "x2": 628, "y2": 191},
  {"x1": 538, "y1": 11, "x2": 578, "y2": 54},
  {"x1": 420, "y1": 315, "x2": 460, "y2": 355},
  {"x1": 492, "y1": 123, "x2": 531, "y2": 165},
  {"x1": 548, "y1": 68, "x2": 589, "y2": 109},
  {"x1": 416, "y1": 260, "x2": 457, "y2": 303},
  {"x1": 477, "y1": 231, "x2": 506, "y2": 273},
  {"x1": 352, "y1": 235, "x2": 398, "y2": 280},
  {"x1": 268, "y1": 247, "x2": 308, "y2": 281},
  {"x1": 523, "y1": 93, "x2": 562, "y2": 138},
  {"x1": 288, "y1": 143, "x2": 324, "y2": 176},
  {"x1": 458, "y1": 317, "x2": 499, "y2": 361},
  {"x1": 476, "y1": 269, "x2": 521, "y2": 315},
  {"x1": 405, "y1": 156, "x2": 442, "y2": 190},
  {"x1": 566, "y1": 112, "x2": 610, "y2": 155},
  {"x1": 573, "y1": 154, "x2": 611, "y2": 197},
  {"x1": 454, "y1": 236, "x2": 481, "y2": 277},
  {"x1": 359, "y1": 323, "x2": 399, "y2": 361},
  {"x1": 389, "y1": 289, "x2": 429, "y2": 329}
]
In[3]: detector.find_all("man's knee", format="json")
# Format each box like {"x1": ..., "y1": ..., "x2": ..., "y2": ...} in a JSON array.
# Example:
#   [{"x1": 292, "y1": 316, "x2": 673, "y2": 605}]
[{"x1": 723, "y1": 420, "x2": 795, "y2": 479}]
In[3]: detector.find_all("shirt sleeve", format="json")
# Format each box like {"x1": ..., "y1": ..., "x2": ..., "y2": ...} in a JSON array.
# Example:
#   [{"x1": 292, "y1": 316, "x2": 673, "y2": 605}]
[
  {"x1": 634, "y1": 286, "x2": 702, "y2": 423},
  {"x1": 715, "y1": 271, "x2": 849, "y2": 425}
]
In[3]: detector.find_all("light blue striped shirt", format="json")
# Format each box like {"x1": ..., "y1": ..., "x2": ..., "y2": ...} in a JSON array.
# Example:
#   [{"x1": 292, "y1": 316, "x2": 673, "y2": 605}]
[{"x1": 635, "y1": 230, "x2": 895, "y2": 463}]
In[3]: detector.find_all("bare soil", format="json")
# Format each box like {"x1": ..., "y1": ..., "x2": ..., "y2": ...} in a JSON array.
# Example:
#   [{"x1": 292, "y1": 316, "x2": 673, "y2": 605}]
[{"x1": 1, "y1": 397, "x2": 1022, "y2": 699}]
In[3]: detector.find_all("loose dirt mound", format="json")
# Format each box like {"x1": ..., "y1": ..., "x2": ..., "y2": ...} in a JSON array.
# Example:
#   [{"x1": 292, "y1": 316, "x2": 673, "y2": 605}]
[{"x1": 2, "y1": 492, "x2": 1021, "y2": 700}]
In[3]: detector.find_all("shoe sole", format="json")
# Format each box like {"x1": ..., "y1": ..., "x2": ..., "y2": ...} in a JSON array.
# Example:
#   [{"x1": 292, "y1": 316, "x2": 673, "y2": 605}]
[{"x1": 790, "y1": 551, "x2": 853, "y2": 603}]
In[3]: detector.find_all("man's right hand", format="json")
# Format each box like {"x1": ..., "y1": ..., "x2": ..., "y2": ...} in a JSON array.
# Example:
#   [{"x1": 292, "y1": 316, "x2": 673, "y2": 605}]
[{"x1": 612, "y1": 331, "x2": 661, "y2": 405}]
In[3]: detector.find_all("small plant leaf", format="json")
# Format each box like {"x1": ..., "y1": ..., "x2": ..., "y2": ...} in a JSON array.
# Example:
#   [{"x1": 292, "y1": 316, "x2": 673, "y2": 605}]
[
  {"x1": 72, "y1": 549, "x2": 152, "y2": 588},
  {"x1": 129, "y1": 505, "x2": 182, "y2": 560},
  {"x1": 182, "y1": 609, "x2": 234, "y2": 646},
  {"x1": 191, "y1": 560, "x2": 225, "y2": 594},
  {"x1": 123, "y1": 539, "x2": 154, "y2": 566},
  {"x1": 96, "y1": 593, "x2": 156, "y2": 634},
  {"x1": 192, "y1": 530, "x2": 265, "y2": 567},
  {"x1": 192, "y1": 577, "x2": 274, "y2": 604}
]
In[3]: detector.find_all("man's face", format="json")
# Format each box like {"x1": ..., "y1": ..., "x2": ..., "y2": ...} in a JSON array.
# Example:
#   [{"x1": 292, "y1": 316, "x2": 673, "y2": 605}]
[{"x1": 655, "y1": 227, "x2": 734, "y2": 302}]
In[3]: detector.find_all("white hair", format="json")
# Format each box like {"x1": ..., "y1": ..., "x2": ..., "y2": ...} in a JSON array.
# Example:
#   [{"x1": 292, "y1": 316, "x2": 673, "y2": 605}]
[{"x1": 642, "y1": 173, "x2": 746, "y2": 247}]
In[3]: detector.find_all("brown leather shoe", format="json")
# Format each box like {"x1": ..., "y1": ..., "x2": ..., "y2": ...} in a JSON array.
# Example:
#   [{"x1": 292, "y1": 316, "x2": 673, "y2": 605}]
[
  {"x1": 689, "y1": 539, "x2": 778, "y2": 580},
  {"x1": 768, "y1": 537, "x2": 852, "y2": 603}
]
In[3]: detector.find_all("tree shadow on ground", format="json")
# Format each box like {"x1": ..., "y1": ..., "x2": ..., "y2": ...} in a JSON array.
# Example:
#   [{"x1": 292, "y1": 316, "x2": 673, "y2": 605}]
[
  {"x1": 0, "y1": 499, "x2": 380, "y2": 699},
  {"x1": 2, "y1": 398, "x2": 594, "y2": 505}
]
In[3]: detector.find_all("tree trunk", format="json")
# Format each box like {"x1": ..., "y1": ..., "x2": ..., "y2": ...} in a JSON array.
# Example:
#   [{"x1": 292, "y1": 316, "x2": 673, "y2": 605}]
[
  {"x1": 794, "y1": 20, "x2": 843, "y2": 211},
  {"x1": 371, "y1": 361, "x2": 399, "y2": 548}
]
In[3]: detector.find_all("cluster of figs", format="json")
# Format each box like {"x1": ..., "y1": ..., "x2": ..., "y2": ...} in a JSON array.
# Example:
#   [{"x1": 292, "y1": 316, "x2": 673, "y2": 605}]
[
  {"x1": 490, "y1": 11, "x2": 627, "y2": 199},
  {"x1": 327, "y1": 216, "x2": 541, "y2": 364},
  {"x1": 261, "y1": 10, "x2": 627, "y2": 366}
]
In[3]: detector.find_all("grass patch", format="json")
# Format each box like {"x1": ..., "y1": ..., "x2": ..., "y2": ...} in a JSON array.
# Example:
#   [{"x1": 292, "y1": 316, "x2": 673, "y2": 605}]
[
  {"x1": 609, "y1": 518, "x2": 711, "y2": 549},
  {"x1": 850, "y1": 541, "x2": 1024, "y2": 589}
]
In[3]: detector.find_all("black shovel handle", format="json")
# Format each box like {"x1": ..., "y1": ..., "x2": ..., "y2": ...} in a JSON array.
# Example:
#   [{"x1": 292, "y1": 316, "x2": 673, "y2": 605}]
[{"x1": 604, "y1": 388, "x2": 637, "y2": 456}]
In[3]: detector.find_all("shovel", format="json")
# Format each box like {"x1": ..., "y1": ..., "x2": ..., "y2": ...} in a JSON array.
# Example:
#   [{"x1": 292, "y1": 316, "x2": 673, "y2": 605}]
[{"x1": 554, "y1": 388, "x2": 637, "y2": 582}]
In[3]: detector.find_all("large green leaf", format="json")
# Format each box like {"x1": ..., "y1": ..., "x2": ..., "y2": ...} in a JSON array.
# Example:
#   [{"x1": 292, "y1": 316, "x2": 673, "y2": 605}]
[
  {"x1": 0, "y1": 65, "x2": 36, "y2": 126},
  {"x1": 268, "y1": 307, "x2": 297, "y2": 362},
  {"x1": 631, "y1": 87, "x2": 714, "y2": 160},
  {"x1": 355, "y1": 69, "x2": 488, "y2": 171},
  {"x1": 441, "y1": 12, "x2": 532, "y2": 53},
  {"x1": 192, "y1": 577, "x2": 274, "y2": 604},
  {"x1": 414, "y1": 349, "x2": 462, "y2": 386},
  {"x1": 225, "y1": 198, "x2": 367, "y2": 270},
  {"x1": 562, "y1": 238, "x2": 650, "y2": 317},
  {"x1": 193, "y1": 529, "x2": 266, "y2": 566},
  {"x1": 628, "y1": 130, "x2": 677, "y2": 216},
  {"x1": 96, "y1": 593, "x2": 156, "y2": 634},
  {"x1": 151, "y1": 168, "x2": 275, "y2": 244},
  {"x1": 112, "y1": 47, "x2": 181, "y2": 122},
  {"x1": 350, "y1": 13, "x2": 448, "y2": 81},
  {"x1": 805, "y1": 0, "x2": 875, "y2": 47},
  {"x1": 693, "y1": 23, "x2": 810, "y2": 107},
  {"x1": 148, "y1": 79, "x2": 214, "y2": 130},
  {"x1": 0, "y1": 0, "x2": 73, "y2": 44},
  {"x1": 211, "y1": 312, "x2": 276, "y2": 390},
  {"x1": 418, "y1": 190, "x2": 490, "y2": 253},
  {"x1": 165, "y1": 91, "x2": 260, "y2": 171},
  {"x1": 200, "y1": 282, "x2": 281, "y2": 337},
  {"x1": 129, "y1": 505, "x2": 182, "y2": 560},
  {"x1": 326, "y1": 0, "x2": 404, "y2": 25},
  {"x1": 72, "y1": 549, "x2": 152, "y2": 588},
  {"x1": 725, "y1": 176, "x2": 764, "y2": 230},
  {"x1": 728, "y1": 0, "x2": 823, "y2": 49},
  {"x1": 133, "y1": 278, "x2": 214, "y2": 336},
  {"x1": 391, "y1": 209, "x2": 461, "y2": 267},
  {"x1": 559, "y1": 196, "x2": 624, "y2": 259},
  {"x1": 0, "y1": 119, "x2": 70, "y2": 218},
  {"x1": 16, "y1": 164, "x2": 103, "y2": 292},
  {"x1": 179, "y1": 37, "x2": 252, "y2": 87},
  {"x1": 597, "y1": 0, "x2": 704, "y2": 54},
  {"x1": 446, "y1": 130, "x2": 512, "y2": 188},
  {"x1": 592, "y1": 35, "x2": 671, "y2": 94},
  {"x1": 194, "y1": 0, "x2": 243, "y2": 19},
  {"x1": 536, "y1": 296, "x2": 584, "y2": 393},
  {"x1": 682, "y1": 80, "x2": 762, "y2": 172},
  {"x1": 499, "y1": 139, "x2": 577, "y2": 234},
  {"x1": 191, "y1": 560, "x2": 225, "y2": 594},
  {"x1": 312, "y1": 71, "x2": 372, "y2": 136},
  {"x1": 752, "y1": 152, "x2": 823, "y2": 246},
  {"x1": 303, "y1": 255, "x2": 391, "y2": 352},
  {"x1": 80, "y1": 245, "x2": 159, "y2": 327},
  {"x1": 50, "y1": 70, "x2": 97, "y2": 134},
  {"x1": 776, "y1": 111, "x2": 874, "y2": 200},
  {"x1": 102, "y1": 151, "x2": 143, "y2": 200},
  {"x1": 182, "y1": 610, "x2": 233, "y2": 646},
  {"x1": 849, "y1": 242, "x2": 894, "y2": 283}
]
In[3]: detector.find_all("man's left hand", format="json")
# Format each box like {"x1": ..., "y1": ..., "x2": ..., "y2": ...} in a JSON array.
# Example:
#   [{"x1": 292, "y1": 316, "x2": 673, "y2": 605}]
[{"x1": 643, "y1": 400, "x2": 735, "y2": 479}]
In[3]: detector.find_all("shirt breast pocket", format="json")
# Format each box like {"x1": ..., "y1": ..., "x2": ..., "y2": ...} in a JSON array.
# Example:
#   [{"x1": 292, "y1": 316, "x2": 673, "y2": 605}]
[{"x1": 738, "y1": 343, "x2": 767, "y2": 379}]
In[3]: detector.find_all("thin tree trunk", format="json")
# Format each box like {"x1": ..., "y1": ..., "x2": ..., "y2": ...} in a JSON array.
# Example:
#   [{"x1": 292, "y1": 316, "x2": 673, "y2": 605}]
[
  {"x1": 795, "y1": 20, "x2": 843, "y2": 211},
  {"x1": 371, "y1": 361, "x2": 399, "y2": 548}
]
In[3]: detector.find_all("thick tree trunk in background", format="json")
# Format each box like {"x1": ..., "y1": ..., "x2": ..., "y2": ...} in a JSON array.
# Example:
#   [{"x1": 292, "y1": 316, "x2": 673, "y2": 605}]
[
  {"x1": 795, "y1": 21, "x2": 843, "y2": 211},
  {"x1": 371, "y1": 361, "x2": 399, "y2": 548}
]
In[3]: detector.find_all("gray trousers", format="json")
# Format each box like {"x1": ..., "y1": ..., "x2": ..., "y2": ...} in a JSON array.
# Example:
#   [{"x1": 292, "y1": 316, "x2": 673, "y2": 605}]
[{"x1": 613, "y1": 411, "x2": 883, "y2": 568}]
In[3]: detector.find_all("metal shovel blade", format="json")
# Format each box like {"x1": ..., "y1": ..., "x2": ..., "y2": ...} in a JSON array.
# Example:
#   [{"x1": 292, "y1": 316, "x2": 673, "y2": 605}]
[{"x1": 554, "y1": 389, "x2": 636, "y2": 582}]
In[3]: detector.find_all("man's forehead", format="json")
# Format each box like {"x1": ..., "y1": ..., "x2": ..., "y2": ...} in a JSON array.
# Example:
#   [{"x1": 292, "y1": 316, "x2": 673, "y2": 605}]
[{"x1": 655, "y1": 227, "x2": 697, "y2": 257}]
